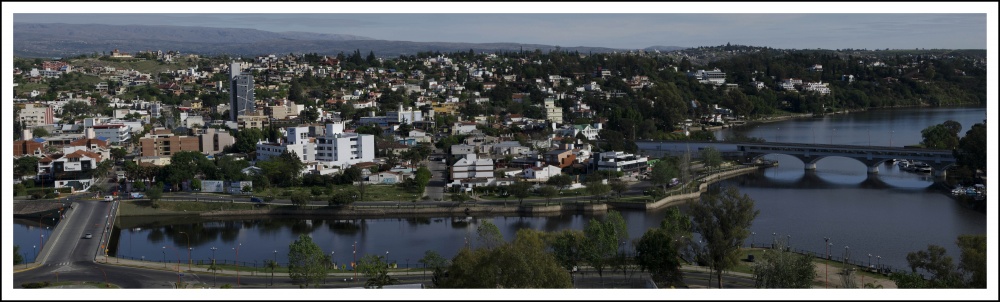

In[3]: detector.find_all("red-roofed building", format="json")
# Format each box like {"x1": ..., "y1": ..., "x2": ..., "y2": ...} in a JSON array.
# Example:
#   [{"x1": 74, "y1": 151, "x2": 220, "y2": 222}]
[
  {"x1": 14, "y1": 139, "x2": 47, "y2": 157},
  {"x1": 36, "y1": 149, "x2": 103, "y2": 192}
]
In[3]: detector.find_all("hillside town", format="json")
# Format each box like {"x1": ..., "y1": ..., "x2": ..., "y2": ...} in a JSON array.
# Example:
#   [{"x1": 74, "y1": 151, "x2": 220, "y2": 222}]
[{"x1": 11, "y1": 45, "x2": 987, "y2": 199}]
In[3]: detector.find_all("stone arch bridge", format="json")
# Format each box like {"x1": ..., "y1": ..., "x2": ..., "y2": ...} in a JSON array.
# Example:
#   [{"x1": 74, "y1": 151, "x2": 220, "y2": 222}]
[{"x1": 736, "y1": 142, "x2": 956, "y2": 177}]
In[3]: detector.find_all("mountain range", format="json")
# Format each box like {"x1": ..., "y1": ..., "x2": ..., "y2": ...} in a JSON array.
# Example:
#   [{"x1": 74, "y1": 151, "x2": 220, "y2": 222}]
[{"x1": 13, "y1": 23, "x2": 688, "y2": 58}]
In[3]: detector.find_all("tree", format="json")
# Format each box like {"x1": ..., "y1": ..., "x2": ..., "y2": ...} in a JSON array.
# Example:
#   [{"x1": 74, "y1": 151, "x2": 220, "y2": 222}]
[
  {"x1": 545, "y1": 174, "x2": 573, "y2": 192},
  {"x1": 582, "y1": 216, "x2": 617, "y2": 285},
  {"x1": 585, "y1": 181, "x2": 610, "y2": 203},
  {"x1": 437, "y1": 229, "x2": 572, "y2": 288},
  {"x1": 414, "y1": 166, "x2": 432, "y2": 192},
  {"x1": 328, "y1": 189, "x2": 357, "y2": 206},
  {"x1": 509, "y1": 181, "x2": 532, "y2": 205},
  {"x1": 287, "y1": 234, "x2": 328, "y2": 287},
  {"x1": 537, "y1": 185, "x2": 558, "y2": 205},
  {"x1": 14, "y1": 156, "x2": 39, "y2": 178},
  {"x1": 689, "y1": 186, "x2": 759, "y2": 288},
  {"x1": 650, "y1": 158, "x2": 680, "y2": 190},
  {"x1": 110, "y1": 147, "x2": 128, "y2": 164},
  {"x1": 609, "y1": 179, "x2": 628, "y2": 198},
  {"x1": 265, "y1": 259, "x2": 279, "y2": 286},
  {"x1": 418, "y1": 250, "x2": 449, "y2": 271},
  {"x1": 358, "y1": 254, "x2": 398, "y2": 288},
  {"x1": 300, "y1": 107, "x2": 320, "y2": 123},
  {"x1": 955, "y1": 123, "x2": 986, "y2": 173},
  {"x1": 956, "y1": 234, "x2": 986, "y2": 288},
  {"x1": 920, "y1": 122, "x2": 960, "y2": 149},
  {"x1": 146, "y1": 184, "x2": 163, "y2": 204},
  {"x1": 14, "y1": 245, "x2": 24, "y2": 265},
  {"x1": 700, "y1": 146, "x2": 723, "y2": 169},
  {"x1": 476, "y1": 220, "x2": 504, "y2": 250},
  {"x1": 752, "y1": 238, "x2": 816, "y2": 288},
  {"x1": 290, "y1": 192, "x2": 310, "y2": 208},
  {"x1": 32, "y1": 127, "x2": 49, "y2": 138},
  {"x1": 635, "y1": 227, "x2": 682, "y2": 287},
  {"x1": 548, "y1": 229, "x2": 586, "y2": 273}
]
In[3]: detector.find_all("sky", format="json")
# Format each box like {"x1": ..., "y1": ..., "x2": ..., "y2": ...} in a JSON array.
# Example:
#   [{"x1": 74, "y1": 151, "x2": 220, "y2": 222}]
[{"x1": 7, "y1": 2, "x2": 993, "y2": 50}]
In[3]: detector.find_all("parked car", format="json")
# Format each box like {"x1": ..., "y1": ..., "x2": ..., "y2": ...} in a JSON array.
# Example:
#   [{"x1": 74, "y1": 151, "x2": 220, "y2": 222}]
[{"x1": 250, "y1": 197, "x2": 264, "y2": 203}]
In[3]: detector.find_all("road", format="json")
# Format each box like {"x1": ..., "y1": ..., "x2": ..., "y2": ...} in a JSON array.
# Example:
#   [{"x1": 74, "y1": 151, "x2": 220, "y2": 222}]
[{"x1": 423, "y1": 150, "x2": 448, "y2": 202}]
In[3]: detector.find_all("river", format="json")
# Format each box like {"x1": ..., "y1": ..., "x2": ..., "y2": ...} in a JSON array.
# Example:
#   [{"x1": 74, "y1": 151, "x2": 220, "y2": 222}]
[{"x1": 12, "y1": 107, "x2": 986, "y2": 275}]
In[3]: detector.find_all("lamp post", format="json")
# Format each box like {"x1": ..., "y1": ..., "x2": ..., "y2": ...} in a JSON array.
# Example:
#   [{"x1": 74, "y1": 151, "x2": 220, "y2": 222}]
[
  {"x1": 386, "y1": 251, "x2": 390, "y2": 268},
  {"x1": 867, "y1": 253, "x2": 872, "y2": 271},
  {"x1": 162, "y1": 247, "x2": 166, "y2": 268},
  {"x1": 33, "y1": 245, "x2": 37, "y2": 263},
  {"x1": 234, "y1": 243, "x2": 241, "y2": 288},
  {"x1": 353, "y1": 241, "x2": 357, "y2": 281},
  {"x1": 331, "y1": 251, "x2": 335, "y2": 270},
  {"x1": 876, "y1": 255, "x2": 881, "y2": 274},
  {"x1": 164, "y1": 246, "x2": 180, "y2": 287},
  {"x1": 751, "y1": 232, "x2": 755, "y2": 248},
  {"x1": 823, "y1": 237, "x2": 830, "y2": 288},
  {"x1": 210, "y1": 247, "x2": 217, "y2": 287},
  {"x1": 771, "y1": 232, "x2": 776, "y2": 249},
  {"x1": 273, "y1": 250, "x2": 278, "y2": 286},
  {"x1": 786, "y1": 235, "x2": 791, "y2": 251},
  {"x1": 178, "y1": 231, "x2": 191, "y2": 270}
]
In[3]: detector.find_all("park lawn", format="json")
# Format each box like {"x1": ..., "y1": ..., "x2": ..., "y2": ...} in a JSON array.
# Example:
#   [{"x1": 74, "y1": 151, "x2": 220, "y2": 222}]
[
  {"x1": 14, "y1": 82, "x2": 48, "y2": 96},
  {"x1": 118, "y1": 199, "x2": 260, "y2": 216},
  {"x1": 255, "y1": 184, "x2": 420, "y2": 202}
]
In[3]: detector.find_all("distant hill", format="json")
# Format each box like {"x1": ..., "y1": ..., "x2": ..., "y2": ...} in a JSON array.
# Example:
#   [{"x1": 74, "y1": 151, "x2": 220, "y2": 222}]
[
  {"x1": 642, "y1": 45, "x2": 688, "y2": 52},
  {"x1": 13, "y1": 23, "x2": 636, "y2": 58}
]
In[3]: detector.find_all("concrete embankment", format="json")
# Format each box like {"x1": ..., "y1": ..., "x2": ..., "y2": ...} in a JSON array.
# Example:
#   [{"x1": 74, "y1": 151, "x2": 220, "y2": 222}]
[{"x1": 609, "y1": 165, "x2": 761, "y2": 211}]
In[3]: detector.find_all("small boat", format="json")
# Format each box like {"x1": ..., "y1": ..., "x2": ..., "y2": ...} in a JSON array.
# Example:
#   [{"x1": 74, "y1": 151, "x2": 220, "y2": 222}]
[
  {"x1": 912, "y1": 162, "x2": 932, "y2": 173},
  {"x1": 952, "y1": 186, "x2": 965, "y2": 195}
]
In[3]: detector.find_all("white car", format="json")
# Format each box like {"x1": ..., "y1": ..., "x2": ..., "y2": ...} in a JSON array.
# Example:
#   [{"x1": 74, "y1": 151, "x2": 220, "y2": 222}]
[{"x1": 84, "y1": 233, "x2": 93, "y2": 239}]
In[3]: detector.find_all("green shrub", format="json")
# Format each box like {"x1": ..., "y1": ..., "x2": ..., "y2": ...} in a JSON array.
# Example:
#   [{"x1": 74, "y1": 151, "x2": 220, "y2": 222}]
[{"x1": 21, "y1": 281, "x2": 50, "y2": 288}]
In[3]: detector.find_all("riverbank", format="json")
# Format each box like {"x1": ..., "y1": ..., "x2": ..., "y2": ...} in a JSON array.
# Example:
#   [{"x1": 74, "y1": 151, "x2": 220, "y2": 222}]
[{"x1": 110, "y1": 165, "x2": 766, "y2": 219}]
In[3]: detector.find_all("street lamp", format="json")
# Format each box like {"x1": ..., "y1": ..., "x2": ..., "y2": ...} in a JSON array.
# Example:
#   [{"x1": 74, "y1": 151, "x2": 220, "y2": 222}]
[
  {"x1": 772, "y1": 232, "x2": 776, "y2": 249},
  {"x1": 273, "y1": 250, "x2": 278, "y2": 286},
  {"x1": 823, "y1": 237, "x2": 830, "y2": 288},
  {"x1": 210, "y1": 247, "x2": 218, "y2": 287},
  {"x1": 178, "y1": 231, "x2": 191, "y2": 270},
  {"x1": 867, "y1": 253, "x2": 872, "y2": 271},
  {"x1": 33, "y1": 245, "x2": 37, "y2": 263},
  {"x1": 164, "y1": 246, "x2": 180, "y2": 286},
  {"x1": 162, "y1": 247, "x2": 166, "y2": 268},
  {"x1": 233, "y1": 243, "x2": 242, "y2": 288},
  {"x1": 331, "y1": 251, "x2": 335, "y2": 270},
  {"x1": 786, "y1": 235, "x2": 791, "y2": 251},
  {"x1": 751, "y1": 232, "x2": 755, "y2": 248},
  {"x1": 876, "y1": 255, "x2": 881, "y2": 274},
  {"x1": 353, "y1": 241, "x2": 358, "y2": 280},
  {"x1": 386, "y1": 251, "x2": 390, "y2": 268}
]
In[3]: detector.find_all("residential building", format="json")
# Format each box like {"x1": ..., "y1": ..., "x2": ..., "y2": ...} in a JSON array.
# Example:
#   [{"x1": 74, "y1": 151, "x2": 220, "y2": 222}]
[
  {"x1": 199, "y1": 128, "x2": 236, "y2": 155},
  {"x1": 544, "y1": 148, "x2": 577, "y2": 168},
  {"x1": 452, "y1": 122, "x2": 478, "y2": 135},
  {"x1": 230, "y1": 62, "x2": 255, "y2": 121},
  {"x1": 803, "y1": 81, "x2": 831, "y2": 95},
  {"x1": 14, "y1": 130, "x2": 47, "y2": 157},
  {"x1": 592, "y1": 151, "x2": 649, "y2": 174},
  {"x1": 256, "y1": 126, "x2": 316, "y2": 163},
  {"x1": 523, "y1": 165, "x2": 562, "y2": 182},
  {"x1": 556, "y1": 123, "x2": 602, "y2": 141},
  {"x1": 314, "y1": 122, "x2": 376, "y2": 168},
  {"x1": 491, "y1": 141, "x2": 530, "y2": 156},
  {"x1": 139, "y1": 133, "x2": 201, "y2": 157},
  {"x1": 543, "y1": 98, "x2": 563, "y2": 124},
  {"x1": 37, "y1": 149, "x2": 103, "y2": 191},
  {"x1": 450, "y1": 153, "x2": 494, "y2": 181},
  {"x1": 91, "y1": 124, "x2": 132, "y2": 144},
  {"x1": 237, "y1": 114, "x2": 270, "y2": 130},
  {"x1": 688, "y1": 69, "x2": 727, "y2": 85},
  {"x1": 19, "y1": 103, "x2": 54, "y2": 127}
]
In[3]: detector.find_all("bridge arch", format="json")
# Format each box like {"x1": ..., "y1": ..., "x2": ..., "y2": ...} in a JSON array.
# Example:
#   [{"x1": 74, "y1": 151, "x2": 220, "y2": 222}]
[{"x1": 738, "y1": 143, "x2": 956, "y2": 177}]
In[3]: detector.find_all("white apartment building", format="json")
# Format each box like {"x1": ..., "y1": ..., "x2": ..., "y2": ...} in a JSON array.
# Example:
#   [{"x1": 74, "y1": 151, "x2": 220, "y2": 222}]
[
  {"x1": 19, "y1": 103, "x2": 54, "y2": 127},
  {"x1": 450, "y1": 153, "x2": 494, "y2": 181},
  {"x1": 314, "y1": 122, "x2": 375, "y2": 168},
  {"x1": 593, "y1": 151, "x2": 649, "y2": 174},
  {"x1": 91, "y1": 124, "x2": 132, "y2": 144},
  {"x1": 256, "y1": 126, "x2": 316, "y2": 163},
  {"x1": 544, "y1": 98, "x2": 563, "y2": 124},
  {"x1": 803, "y1": 82, "x2": 831, "y2": 95},
  {"x1": 689, "y1": 69, "x2": 727, "y2": 85}
]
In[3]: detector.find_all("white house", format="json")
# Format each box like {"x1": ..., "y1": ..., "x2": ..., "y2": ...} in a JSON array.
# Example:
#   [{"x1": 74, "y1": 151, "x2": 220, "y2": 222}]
[{"x1": 523, "y1": 165, "x2": 562, "y2": 182}]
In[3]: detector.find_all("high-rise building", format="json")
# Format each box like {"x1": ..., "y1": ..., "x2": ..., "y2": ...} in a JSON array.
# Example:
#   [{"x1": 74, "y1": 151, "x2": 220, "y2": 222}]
[{"x1": 229, "y1": 63, "x2": 255, "y2": 121}]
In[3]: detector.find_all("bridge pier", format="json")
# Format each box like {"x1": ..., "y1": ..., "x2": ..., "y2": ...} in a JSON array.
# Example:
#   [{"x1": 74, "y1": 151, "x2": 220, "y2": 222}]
[
  {"x1": 804, "y1": 163, "x2": 817, "y2": 170},
  {"x1": 867, "y1": 166, "x2": 879, "y2": 174}
]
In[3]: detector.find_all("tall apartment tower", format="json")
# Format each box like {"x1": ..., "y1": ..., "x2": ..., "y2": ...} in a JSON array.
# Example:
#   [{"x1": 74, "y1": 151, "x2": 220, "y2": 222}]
[{"x1": 230, "y1": 62, "x2": 255, "y2": 121}]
